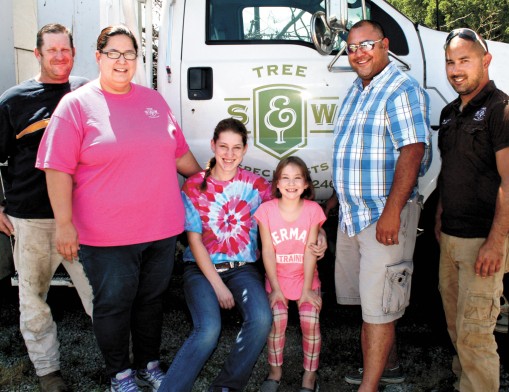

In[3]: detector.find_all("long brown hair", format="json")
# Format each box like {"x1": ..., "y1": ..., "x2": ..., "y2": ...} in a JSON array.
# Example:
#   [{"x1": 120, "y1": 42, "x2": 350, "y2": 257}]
[{"x1": 271, "y1": 156, "x2": 315, "y2": 200}]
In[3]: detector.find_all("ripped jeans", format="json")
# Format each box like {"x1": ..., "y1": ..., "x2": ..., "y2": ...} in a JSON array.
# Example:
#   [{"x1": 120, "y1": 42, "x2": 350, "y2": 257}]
[{"x1": 439, "y1": 233, "x2": 505, "y2": 392}]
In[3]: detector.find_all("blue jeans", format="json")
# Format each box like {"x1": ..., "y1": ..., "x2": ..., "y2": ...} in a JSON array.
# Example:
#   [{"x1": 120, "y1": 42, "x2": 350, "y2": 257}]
[
  {"x1": 160, "y1": 263, "x2": 272, "y2": 392},
  {"x1": 79, "y1": 236, "x2": 176, "y2": 376}
]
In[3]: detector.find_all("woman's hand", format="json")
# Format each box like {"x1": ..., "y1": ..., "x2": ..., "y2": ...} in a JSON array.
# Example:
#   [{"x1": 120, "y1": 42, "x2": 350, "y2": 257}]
[
  {"x1": 55, "y1": 221, "x2": 79, "y2": 262},
  {"x1": 298, "y1": 289, "x2": 322, "y2": 311},
  {"x1": 212, "y1": 281, "x2": 235, "y2": 309}
]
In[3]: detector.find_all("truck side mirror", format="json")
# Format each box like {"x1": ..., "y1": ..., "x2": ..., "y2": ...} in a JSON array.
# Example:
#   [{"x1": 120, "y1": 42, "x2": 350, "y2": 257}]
[{"x1": 311, "y1": 11, "x2": 337, "y2": 55}]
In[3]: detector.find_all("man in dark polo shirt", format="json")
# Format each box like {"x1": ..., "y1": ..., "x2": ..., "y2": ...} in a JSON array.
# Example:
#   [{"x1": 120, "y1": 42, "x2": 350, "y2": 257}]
[{"x1": 435, "y1": 28, "x2": 509, "y2": 392}]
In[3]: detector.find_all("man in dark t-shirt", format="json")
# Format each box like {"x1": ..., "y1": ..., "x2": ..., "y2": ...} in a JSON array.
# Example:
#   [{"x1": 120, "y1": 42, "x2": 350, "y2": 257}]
[
  {"x1": 435, "y1": 28, "x2": 509, "y2": 392},
  {"x1": 0, "y1": 24, "x2": 92, "y2": 392}
]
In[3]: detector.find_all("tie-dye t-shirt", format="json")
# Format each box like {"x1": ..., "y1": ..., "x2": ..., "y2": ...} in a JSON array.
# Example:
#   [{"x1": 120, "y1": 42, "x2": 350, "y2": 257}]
[{"x1": 181, "y1": 168, "x2": 272, "y2": 263}]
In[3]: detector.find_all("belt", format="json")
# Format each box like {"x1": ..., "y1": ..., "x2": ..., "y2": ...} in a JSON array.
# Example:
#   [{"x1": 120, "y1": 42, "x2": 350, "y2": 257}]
[{"x1": 214, "y1": 261, "x2": 247, "y2": 273}]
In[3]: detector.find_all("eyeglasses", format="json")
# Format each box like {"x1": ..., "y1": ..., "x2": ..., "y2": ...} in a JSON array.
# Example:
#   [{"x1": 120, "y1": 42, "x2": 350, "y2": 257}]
[
  {"x1": 100, "y1": 50, "x2": 138, "y2": 60},
  {"x1": 444, "y1": 28, "x2": 488, "y2": 52},
  {"x1": 345, "y1": 38, "x2": 383, "y2": 55}
]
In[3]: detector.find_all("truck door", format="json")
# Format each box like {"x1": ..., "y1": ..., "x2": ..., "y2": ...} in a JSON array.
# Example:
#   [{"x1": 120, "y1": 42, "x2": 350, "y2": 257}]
[{"x1": 173, "y1": 0, "x2": 429, "y2": 200}]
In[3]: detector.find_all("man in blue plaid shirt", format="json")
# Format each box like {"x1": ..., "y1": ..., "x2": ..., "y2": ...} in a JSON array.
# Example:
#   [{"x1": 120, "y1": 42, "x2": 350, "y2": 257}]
[{"x1": 332, "y1": 20, "x2": 431, "y2": 391}]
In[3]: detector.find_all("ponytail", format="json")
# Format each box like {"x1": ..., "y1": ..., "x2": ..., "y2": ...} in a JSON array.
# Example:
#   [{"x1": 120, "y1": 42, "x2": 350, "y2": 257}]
[{"x1": 200, "y1": 157, "x2": 216, "y2": 191}]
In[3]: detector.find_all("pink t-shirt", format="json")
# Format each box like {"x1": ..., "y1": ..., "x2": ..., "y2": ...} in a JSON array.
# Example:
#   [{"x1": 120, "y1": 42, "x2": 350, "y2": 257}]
[
  {"x1": 36, "y1": 81, "x2": 189, "y2": 246},
  {"x1": 254, "y1": 198, "x2": 326, "y2": 300}
]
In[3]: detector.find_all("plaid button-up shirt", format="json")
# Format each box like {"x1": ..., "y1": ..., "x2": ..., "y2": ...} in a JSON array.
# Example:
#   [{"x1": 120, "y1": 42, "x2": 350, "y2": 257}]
[{"x1": 333, "y1": 62, "x2": 431, "y2": 236}]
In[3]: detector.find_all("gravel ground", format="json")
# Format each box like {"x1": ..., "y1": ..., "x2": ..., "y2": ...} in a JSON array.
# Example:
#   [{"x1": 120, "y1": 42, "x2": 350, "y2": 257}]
[{"x1": 1, "y1": 212, "x2": 509, "y2": 391}]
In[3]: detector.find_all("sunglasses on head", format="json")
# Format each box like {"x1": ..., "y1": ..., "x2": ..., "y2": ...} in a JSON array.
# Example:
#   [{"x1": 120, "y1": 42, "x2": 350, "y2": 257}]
[{"x1": 444, "y1": 28, "x2": 488, "y2": 52}]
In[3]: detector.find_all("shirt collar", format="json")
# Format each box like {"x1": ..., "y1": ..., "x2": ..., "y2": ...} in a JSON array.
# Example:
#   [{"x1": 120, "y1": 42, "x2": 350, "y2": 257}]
[
  {"x1": 452, "y1": 80, "x2": 496, "y2": 113},
  {"x1": 353, "y1": 61, "x2": 397, "y2": 92}
]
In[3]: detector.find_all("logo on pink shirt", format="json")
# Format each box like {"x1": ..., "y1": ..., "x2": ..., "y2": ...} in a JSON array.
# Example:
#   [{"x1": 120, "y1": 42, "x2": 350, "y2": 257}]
[{"x1": 145, "y1": 107, "x2": 160, "y2": 118}]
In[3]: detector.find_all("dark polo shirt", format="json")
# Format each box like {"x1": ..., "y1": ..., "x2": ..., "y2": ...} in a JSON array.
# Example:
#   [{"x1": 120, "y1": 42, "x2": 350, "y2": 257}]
[{"x1": 438, "y1": 81, "x2": 509, "y2": 238}]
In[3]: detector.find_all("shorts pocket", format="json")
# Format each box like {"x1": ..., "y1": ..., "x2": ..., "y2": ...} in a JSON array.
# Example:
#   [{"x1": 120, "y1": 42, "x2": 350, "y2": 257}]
[{"x1": 382, "y1": 259, "x2": 413, "y2": 314}]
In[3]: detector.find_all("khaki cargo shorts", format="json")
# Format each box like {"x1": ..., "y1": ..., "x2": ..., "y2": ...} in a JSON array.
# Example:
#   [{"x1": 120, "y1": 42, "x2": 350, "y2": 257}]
[{"x1": 335, "y1": 197, "x2": 421, "y2": 324}]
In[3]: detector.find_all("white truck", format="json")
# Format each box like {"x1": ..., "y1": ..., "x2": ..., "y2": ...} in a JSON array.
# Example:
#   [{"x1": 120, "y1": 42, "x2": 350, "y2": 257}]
[
  {"x1": 1, "y1": 0, "x2": 509, "y2": 281},
  {"x1": 155, "y1": 0, "x2": 509, "y2": 202}
]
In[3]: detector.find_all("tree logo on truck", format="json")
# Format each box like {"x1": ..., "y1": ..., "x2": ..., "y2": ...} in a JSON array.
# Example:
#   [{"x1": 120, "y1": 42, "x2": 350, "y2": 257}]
[{"x1": 253, "y1": 84, "x2": 306, "y2": 159}]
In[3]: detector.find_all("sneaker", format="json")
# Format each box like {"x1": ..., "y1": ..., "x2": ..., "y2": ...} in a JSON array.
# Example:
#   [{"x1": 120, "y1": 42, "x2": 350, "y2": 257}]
[
  {"x1": 135, "y1": 360, "x2": 164, "y2": 391},
  {"x1": 344, "y1": 365, "x2": 405, "y2": 385},
  {"x1": 111, "y1": 369, "x2": 141, "y2": 392},
  {"x1": 496, "y1": 295, "x2": 509, "y2": 333},
  {"x1": 260, "y1": 378, "x2": 280, "y2": 392},
  {"x1": 39, "y1": 371, "x2": 70, "y2": 392}
]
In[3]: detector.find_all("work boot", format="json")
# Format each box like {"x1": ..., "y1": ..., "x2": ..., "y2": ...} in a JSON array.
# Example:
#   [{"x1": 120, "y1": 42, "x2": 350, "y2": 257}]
[{"x1": 39, "y1": 370, "x2": 70, "y2": 392}]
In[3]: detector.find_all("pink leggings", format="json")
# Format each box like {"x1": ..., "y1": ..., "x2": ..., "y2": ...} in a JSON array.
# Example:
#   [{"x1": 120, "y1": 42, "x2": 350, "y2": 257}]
[{"x1": 266, "y1": 301, "x2": 321, "y2": 371}]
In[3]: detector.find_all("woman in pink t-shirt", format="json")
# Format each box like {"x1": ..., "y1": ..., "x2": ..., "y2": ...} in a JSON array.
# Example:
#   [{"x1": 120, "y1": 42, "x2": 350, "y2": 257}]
[
  {"x1": 254, "y1": 157, "x2": 326, "y2": 392},
  {"x1": 37, "y1": 25, "x2": 201, "y2": 392}
]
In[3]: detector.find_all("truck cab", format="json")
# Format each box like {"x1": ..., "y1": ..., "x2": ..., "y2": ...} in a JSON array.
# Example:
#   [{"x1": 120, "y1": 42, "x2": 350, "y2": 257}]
[
  {"x1": 156, "y1": 0, "x2": 456, "y2": 202},
  {"x1": 155, "y1": 0, "x2": 509, "y2": 202}
]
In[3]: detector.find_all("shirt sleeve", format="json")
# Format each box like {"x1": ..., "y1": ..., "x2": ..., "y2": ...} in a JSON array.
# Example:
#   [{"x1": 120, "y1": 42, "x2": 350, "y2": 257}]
[
  {"x1": 168, "y1": 110, "x2": 189, "y2": 159},
  {"x1": 0, "y1": 101, "x2": 12, "y2": 163},
  {"x1": 489, "y1": 100, "x2": 509, "y2": 152},
  {"x1": 35, "y1": 96, "x2": 83, "y2": 175},
  {"x1": 387, "y1": 84, "x2": 432, "y2": 176},
  {"x1": 253, "y1": 202, "x2": 269, "y2": 226},
  {"x1": 253, "y1": 176, "x2": 272, "y2": 202},
  {"x1": 386, "y1": 85, "x2": 431, "y2": 149},
  {"x1": 182, "y1": 191, "x2": 203, "y2": 234},
  {"x1": 310, "y1": 201, "x2": 327, "y2": 227}
]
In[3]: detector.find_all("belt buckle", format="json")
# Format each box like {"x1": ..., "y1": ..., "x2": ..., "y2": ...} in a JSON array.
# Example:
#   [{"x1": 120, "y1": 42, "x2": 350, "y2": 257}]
[
  {"x1": 215, "y1": 263, "x2": 230, "y2": 273},
  {"x1": 215, "y1": 261, "x2": 246, "y2": 273}
]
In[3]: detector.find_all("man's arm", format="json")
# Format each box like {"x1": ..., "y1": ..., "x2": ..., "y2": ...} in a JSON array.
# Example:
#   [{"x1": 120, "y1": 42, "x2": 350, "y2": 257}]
[
  {"x1": 0, "y1": 206, "x2": 14, "y2": 236},
  {"x1": 475, "y1": 147, "x2": 509, "y2": 277},
  {"x1": 0, "y1": 102, "x2": 15, "y2": 236},
  {"x1": 376, "y1": 142, "x2": 424, "y2": 246}
]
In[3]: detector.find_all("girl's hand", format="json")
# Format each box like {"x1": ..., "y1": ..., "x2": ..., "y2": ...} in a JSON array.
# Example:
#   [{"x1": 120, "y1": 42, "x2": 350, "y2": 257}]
[
  {"x1": 268, "y1": 289, "x2": 287, "y2": 309},
  {"x1": 308, "y1": 229, "x2": 327, "y2": 260},
  {"x1": 298, "y1": 289, "x2": 322, "y2": 311},
  {"x1": 213, "y1": 281, "x2": 235, "y2": 309}
]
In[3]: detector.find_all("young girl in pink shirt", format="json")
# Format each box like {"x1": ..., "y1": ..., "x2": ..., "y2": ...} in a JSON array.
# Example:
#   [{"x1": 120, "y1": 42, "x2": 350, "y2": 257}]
[{"x1": 254, "y1": 157, "x2": 326, "y2": 392}]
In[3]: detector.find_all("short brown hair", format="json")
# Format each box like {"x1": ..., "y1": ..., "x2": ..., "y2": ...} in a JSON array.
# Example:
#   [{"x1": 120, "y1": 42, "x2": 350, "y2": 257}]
[
  {"x1": 349, "y1": 20, "x2": 386, "y2": 39},
  {"x1": 36, "y1": 23, "x2": 73, "y2": 51}
]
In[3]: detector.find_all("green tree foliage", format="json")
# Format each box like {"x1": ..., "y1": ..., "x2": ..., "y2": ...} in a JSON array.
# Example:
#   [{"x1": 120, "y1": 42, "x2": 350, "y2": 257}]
[{"x1": 386, "y1": 0, "x2": 509, "y2": 42}]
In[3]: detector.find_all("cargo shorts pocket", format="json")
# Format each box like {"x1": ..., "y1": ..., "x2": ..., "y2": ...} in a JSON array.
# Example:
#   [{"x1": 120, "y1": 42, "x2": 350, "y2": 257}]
[{"x1": 382, "y1": 259, "x2": 413, "y2": 314}]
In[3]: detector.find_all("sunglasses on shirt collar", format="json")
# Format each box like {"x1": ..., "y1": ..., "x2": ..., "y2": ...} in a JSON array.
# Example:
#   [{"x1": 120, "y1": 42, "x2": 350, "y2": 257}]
[{"x1": 444, "y1": 28, "x2": 488, "y2": 53}]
